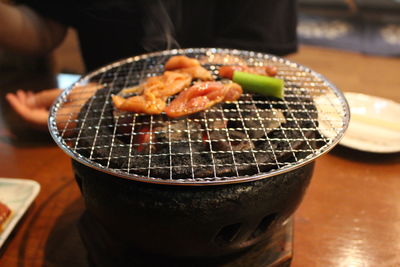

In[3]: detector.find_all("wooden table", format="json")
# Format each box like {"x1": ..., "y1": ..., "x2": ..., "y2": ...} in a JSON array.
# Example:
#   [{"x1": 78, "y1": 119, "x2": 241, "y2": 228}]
[{"x1": 0, "y1": 45, "x2": 399, "y2": 266}]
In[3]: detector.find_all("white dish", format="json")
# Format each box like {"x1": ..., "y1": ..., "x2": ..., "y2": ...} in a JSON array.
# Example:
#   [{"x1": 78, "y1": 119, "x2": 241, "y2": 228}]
[
  {"x1": 0, "y1": 178, "x2": 40, "y2": 248},
  {"x1": 340, "y1": 92, "x2": 400, "y2": 153}
]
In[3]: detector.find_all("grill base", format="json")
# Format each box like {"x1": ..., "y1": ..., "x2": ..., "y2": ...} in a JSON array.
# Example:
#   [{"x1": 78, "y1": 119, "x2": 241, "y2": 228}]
[
  {"x1": 72, "y1": 159, "x2": 314, "y2": 259},
  {"x1": 43, "y1": 195, "x2": 292, "y2": 267},
  {"x1": 78, "y1": 210, "x2": 293, "y2": 267}
]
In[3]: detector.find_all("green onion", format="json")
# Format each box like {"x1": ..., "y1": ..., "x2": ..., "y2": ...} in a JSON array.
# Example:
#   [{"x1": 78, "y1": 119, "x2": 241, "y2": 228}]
[{"x1": 232, "y1": 71, "x2": 284, "y2": 99}]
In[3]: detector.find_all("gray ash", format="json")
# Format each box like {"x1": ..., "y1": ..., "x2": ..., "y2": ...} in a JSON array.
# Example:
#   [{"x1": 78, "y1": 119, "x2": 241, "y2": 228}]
[{"x1": 75, "y1": 87, "x2": 318, "y2": 180}]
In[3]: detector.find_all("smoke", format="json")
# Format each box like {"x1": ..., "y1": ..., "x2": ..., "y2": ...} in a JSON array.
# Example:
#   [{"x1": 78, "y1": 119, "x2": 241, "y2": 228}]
[{"x1": 141, "y1": 0, "x2": 181, "y2": 52}]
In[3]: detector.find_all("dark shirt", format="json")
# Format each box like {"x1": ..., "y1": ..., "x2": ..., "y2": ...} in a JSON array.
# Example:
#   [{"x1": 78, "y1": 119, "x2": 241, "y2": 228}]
[{"x1": 18, "y1": 0, "x2": 298, "y2": 72}]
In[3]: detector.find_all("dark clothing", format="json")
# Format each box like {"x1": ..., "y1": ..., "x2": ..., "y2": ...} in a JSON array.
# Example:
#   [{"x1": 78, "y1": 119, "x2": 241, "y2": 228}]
[{"x1": 18, "y1": 0, "x2": 298, "y2": 72}]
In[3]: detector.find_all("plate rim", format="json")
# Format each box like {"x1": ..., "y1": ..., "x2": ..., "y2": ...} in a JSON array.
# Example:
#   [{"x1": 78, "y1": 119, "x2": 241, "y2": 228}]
[
  {"x1": 0, "y1": 178, "x2": 41, "y2": 248},
  {"x1": 339, "y1": 92, "x2": 400, "y2": 154}
]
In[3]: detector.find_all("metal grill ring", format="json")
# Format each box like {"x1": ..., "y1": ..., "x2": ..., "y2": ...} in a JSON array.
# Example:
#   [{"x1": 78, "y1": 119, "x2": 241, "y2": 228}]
[{"x1": 49, "y1": 48, "x2": 350, "y2": 185}]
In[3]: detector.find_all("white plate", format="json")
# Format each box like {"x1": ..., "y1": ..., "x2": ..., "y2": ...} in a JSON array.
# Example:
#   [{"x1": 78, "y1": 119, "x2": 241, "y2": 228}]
[
  {"x1": 0, "y1": 178, "x2": 40, "y2": 248},
  {"x1": 340, "y1": 92, "x2": 400, "y2": 153}
]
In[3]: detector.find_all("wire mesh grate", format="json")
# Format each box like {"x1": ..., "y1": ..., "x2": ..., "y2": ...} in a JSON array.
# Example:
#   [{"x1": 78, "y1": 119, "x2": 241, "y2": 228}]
[{"x1": 49, "y1": 48, "x2": 349, "y2": 185}]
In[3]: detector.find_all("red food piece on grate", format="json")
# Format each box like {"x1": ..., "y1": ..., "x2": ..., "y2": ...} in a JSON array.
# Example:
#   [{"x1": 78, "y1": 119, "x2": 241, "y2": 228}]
[{"x1": 219, "y1": 65, "x2": 277, "y2": 79}]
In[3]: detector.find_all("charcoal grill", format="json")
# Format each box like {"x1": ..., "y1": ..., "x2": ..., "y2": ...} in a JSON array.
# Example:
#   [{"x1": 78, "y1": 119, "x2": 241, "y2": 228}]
[{"x1": 48, "y1": 48, "x2": 349, "y2": 262}]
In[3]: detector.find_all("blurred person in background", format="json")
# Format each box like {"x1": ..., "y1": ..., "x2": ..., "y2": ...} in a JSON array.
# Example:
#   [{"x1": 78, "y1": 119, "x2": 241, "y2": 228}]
[{"x1": 1, "y1": 0, "x2": 298, "y2": 129}]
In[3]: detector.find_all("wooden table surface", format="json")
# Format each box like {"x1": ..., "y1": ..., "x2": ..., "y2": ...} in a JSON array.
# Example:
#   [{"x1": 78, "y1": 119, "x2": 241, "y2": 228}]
[{"x1": 0, "y1": 45, "x2": 399, "y2": 267}]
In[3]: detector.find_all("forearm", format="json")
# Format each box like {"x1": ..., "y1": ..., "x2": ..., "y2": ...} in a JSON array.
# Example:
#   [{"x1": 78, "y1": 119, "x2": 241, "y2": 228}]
[{"x1": 0, "y1": 2, "x2": 68, "y2": 55}]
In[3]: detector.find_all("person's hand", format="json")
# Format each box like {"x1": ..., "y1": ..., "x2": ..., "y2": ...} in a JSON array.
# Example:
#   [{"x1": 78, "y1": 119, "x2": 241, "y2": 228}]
[
  {"x1": 6, "y1": 89, "x2": 61, "y2": 130},
  {"x1": 55, "y1": 83, "x2": 102, "y2": 134},
  {"x1": 6, "y1": 83, "x2": 102, "y2": 134}
]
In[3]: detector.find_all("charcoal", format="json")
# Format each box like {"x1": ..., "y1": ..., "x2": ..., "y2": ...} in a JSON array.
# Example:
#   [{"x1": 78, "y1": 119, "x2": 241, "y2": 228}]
[{"x1": 76, "y1": 87, "x2": 317, "y2": 180}]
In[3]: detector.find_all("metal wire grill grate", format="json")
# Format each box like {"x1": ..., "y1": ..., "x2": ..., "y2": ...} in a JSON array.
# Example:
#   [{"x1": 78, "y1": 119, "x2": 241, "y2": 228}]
[{"x1": 49, "y1": 48, "x2": 349, "y2": 185}]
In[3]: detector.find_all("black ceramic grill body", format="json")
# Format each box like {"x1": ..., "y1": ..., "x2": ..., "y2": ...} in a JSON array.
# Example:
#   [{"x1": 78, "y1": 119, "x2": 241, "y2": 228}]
[{"x1": 73, "y1": 159, "x2": 314, "y2": 259}]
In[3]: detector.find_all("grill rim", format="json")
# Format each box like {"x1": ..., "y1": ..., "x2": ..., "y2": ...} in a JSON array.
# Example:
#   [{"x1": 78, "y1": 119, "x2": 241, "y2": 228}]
[{"x1": 48, "y1": 48, "x2": 350, "y2": 186}]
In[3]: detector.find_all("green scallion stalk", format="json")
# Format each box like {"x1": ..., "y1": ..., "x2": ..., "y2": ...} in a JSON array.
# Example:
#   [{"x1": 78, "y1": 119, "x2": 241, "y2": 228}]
[{"x1": 232, "y1": 71, "x2": 284, "y2": 99}]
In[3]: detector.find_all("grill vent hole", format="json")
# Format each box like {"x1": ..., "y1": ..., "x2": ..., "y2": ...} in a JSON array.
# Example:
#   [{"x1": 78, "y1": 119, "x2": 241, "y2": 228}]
[
  {"x1": 214, "y1": 223, "x2": 242, "y2": 245},
  {"x1": 251, "y1": 213, "x2": 277, "y2": 239}
]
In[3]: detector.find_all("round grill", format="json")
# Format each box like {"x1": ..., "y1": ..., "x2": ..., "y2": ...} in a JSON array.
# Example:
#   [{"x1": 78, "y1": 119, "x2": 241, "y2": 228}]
[{"x1": 49, "y1": 48, "x2": 350, "y2": 185}]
